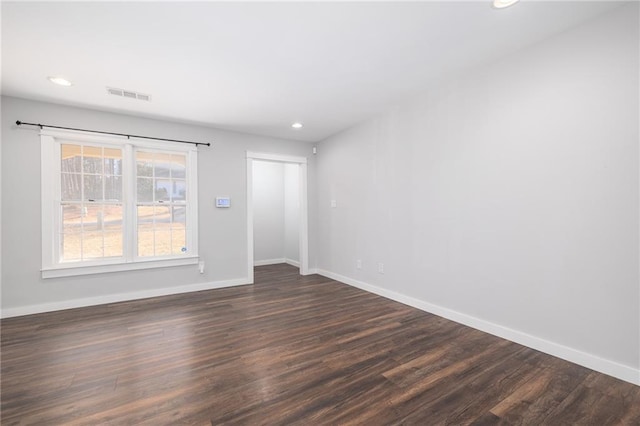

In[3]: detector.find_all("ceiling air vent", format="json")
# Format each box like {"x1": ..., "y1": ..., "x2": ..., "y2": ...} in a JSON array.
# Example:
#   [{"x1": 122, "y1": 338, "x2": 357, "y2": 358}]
[
  {"x1": 107, "y1": 87, "x2": 123, "y2": 96},
  {"x1": 106, "y1": 87, "x2": 151, "y2": 102}
]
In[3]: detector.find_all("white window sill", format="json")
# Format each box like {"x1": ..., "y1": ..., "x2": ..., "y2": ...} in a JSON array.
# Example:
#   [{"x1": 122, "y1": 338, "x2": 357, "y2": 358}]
[{"x1": 41, "y1": 256, "x2": 199, "y2": 279}]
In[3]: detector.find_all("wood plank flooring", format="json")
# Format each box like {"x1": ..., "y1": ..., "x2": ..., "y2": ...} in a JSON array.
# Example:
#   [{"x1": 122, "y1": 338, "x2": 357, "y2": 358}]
[{"x1": 1, "y1": 264, "x2": 639, "y2": 425}]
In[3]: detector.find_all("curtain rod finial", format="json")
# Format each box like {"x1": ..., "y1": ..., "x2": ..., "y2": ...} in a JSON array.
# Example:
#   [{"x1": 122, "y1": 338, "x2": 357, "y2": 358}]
[{"x1": 16, "y1": 120, "x2": 22, "y2": 126}]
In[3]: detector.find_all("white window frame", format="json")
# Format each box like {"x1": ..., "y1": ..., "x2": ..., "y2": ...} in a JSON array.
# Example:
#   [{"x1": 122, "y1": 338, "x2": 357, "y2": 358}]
[{"x1": 41, "y1": 129, "x2": 199, "y2": 279}]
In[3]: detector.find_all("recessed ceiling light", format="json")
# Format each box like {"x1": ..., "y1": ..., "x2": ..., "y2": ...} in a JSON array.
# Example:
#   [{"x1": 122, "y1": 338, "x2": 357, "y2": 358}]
[
  {"x1": 291, "y1": 122, "x2": 303, "y2": 129},
  {"x1": 48, "y1": 76, "x2": 73, "y2": 86},
  {"x1": 493, "y1": 0, "x2": 520, "y2": 9}
]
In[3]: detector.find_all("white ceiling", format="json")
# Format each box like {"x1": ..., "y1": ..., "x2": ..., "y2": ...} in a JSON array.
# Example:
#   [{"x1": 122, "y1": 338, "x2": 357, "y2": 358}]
[{"x1": 1, "y1": 1, "x2": 622, "y2": 142}]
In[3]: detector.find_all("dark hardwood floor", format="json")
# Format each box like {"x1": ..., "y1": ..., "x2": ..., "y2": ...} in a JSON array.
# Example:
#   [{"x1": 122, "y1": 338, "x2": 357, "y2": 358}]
[{"x1": 1, "y1": 264, "x2": 639, "y2": 425}]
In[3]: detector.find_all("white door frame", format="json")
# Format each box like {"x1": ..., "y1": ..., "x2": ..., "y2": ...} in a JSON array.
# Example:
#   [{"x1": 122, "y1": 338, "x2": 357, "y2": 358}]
[{"x1": 246, "y1": 151, "x2": 309, "y2": 283}]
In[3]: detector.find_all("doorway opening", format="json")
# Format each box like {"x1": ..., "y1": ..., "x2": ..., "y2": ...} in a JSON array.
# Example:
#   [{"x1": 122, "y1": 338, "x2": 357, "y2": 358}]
[{"x1": 246, "y1": 152, "x2": 309, "y2": 283}]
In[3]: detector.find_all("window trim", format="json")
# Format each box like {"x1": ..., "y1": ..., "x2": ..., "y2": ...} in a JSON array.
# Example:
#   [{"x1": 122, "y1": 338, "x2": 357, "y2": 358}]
[
  {"x1": 41, "y1": 256, "x2": 200, "y2": 279},
  {"x1": 41, "y1": 129, "x2": 199, "y2": 278}
]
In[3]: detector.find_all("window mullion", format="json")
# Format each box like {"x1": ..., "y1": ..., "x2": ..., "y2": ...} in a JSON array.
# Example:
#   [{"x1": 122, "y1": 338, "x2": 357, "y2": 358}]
[
  {"x1": 80, "y1": 145, "x2": 85, "y2": 261},
  {"x1": 123, "y1": 144, "x2": 136, "y2": 262}
]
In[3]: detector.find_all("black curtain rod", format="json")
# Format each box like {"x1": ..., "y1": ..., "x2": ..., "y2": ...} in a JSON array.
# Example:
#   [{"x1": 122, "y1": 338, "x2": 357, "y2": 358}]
[{"x1": 15, "y1": 121, "x2": 211, "y2": 147}]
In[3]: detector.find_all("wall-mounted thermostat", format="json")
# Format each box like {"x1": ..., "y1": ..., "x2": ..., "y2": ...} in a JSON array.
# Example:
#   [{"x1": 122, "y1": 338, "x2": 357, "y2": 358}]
[{"x1": 216, "y1": 197, "x2": 231, "y2": 208}]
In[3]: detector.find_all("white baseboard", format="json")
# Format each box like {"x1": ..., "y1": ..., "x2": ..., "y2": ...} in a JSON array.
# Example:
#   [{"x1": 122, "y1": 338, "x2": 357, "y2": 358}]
[
  {"x1": 0, "y1": 277, "x2": 252, "y2": 319},
  {"x1": 254, "y1": 258, "x2": 286, "y2": 266},
  {"x1": 285, "y1": 258, "x2": 300, "y2": 267},
  {"x1": 254, "y1": 258, "x2": 300, "y2": 268},
  {"x1": 316, "y1": 269, "x2": 640, "y2": 386}
]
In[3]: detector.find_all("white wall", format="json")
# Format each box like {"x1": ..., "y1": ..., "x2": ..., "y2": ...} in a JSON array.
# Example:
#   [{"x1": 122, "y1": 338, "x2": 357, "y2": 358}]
[
  {"x1": 252, "y1": 161, "x2": 300, "y2": 265},
  {"x1": 284, "y1": 163, "x2": 300, "y2": 263},
  {"x1": 316, "y1": 4, "x2": 639, "y2": 384},
  {"x1": 253, "y1": 161, "x2": 285, "y2": 263},
  {"x1": 1, "y1": 96, "x2": 316, "y2": 316}
]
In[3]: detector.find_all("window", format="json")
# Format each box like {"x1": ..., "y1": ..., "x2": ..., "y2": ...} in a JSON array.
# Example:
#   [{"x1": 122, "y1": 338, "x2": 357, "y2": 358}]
[
  {"x1": 60, "y1": 144, "x2": 124, "y2": 262},
  {"x1": 41, "y1": 130, "x2": 198, "y2": 278},
  {"x1": 135, "y1": 151, "x2": 188, "y2": 258}
]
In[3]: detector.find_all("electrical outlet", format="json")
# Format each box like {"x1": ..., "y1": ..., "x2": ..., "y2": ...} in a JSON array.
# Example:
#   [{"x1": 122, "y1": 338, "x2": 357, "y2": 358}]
[
  {"x1": 378, "y1": 262, "x2": 384, "y2": 274},
  {"x1": 356, "y1": 259, "x2": 362, "y2": 269},
  {"x1": 198, "y1": 261, "x2": 205, "y2": 274},
  {"x1": 331, "y1": 200, "x2": 337, "y2": 208}
]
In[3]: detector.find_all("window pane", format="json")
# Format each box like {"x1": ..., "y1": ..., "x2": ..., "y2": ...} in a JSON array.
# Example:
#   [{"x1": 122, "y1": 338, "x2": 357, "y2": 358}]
[
  {"x1": 61, "y1": 233, "x2": 81, "y2": 262},
  {"x1": 105, "y1": 176, "x2": 122, "y2": 201},
  {"x1": 154, "y1": 205, "x2": 171, "y2": 223},
  {"x1": 155, "y1": 205, "x2": 171, "y2": 250},
  {"x1": 84, "y1": 175, "x2": 103, "y2": 200},
  {"x1": 137, "y1": 206, "x2": 174, "y2": 257},
  {"x1": 137, "y1": 231, "x2": 155, "y2": 257},
  {"x1": 171, "y1": 229, "x2": 186, "y2": 255},
  {"x1": 155, "y1": 230, "x2": 171, "y2": 256},
  {"x1": 172, "y1": 180, "x2": 186, "y2": 202},
  {"x1": 171, "y1": 154, "x2": 186, "y2": 178},
  {"x1": 82, "y1": 231, "x2": 104, "y2": 259},
  {"x1": 83, "y1": 204, "x2": 104, "y2": 230},
  {"x1": 154, "y1": 153, "x2": 171, "y2": 178},
  {"x1": 172, "y1": 206, "x2": 186, "y2": 225},
  {"x1": 171, "y1": 206, "x2": 187, "y2": 255},
  {"x1": 61, "y1": 173, "x2": 82, "y2": 201},
  {"x1": 104, "y1": 148, "x2": 122, "y2": 176},
  {"x1": 137, "y1": 206, "x2": 155, "y2": 257},
  {"x1": 155, "y1": 180, "x2": 171, "y2": 202},
  {"x1": 61, "y1": 144, "x2": 82, "y2": 173},
  {"x1": 83, "y1": 146, "x2": 103, "y2": 174},
  {"x1": 103, "y1": 206, "x2": 123, "y2": 257},
  {"x1": 137, "y1": 178, "x2": 154, "y2": 202},
  {"x1": 61, "y1": 204, "x2": 82, "y2": 262},
  {"x1": 81, "y1": 205, "x2": 105, "y2": 260},
  {"x1": 136, "y1": 151, "x2": 154, "y2": 177}
]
